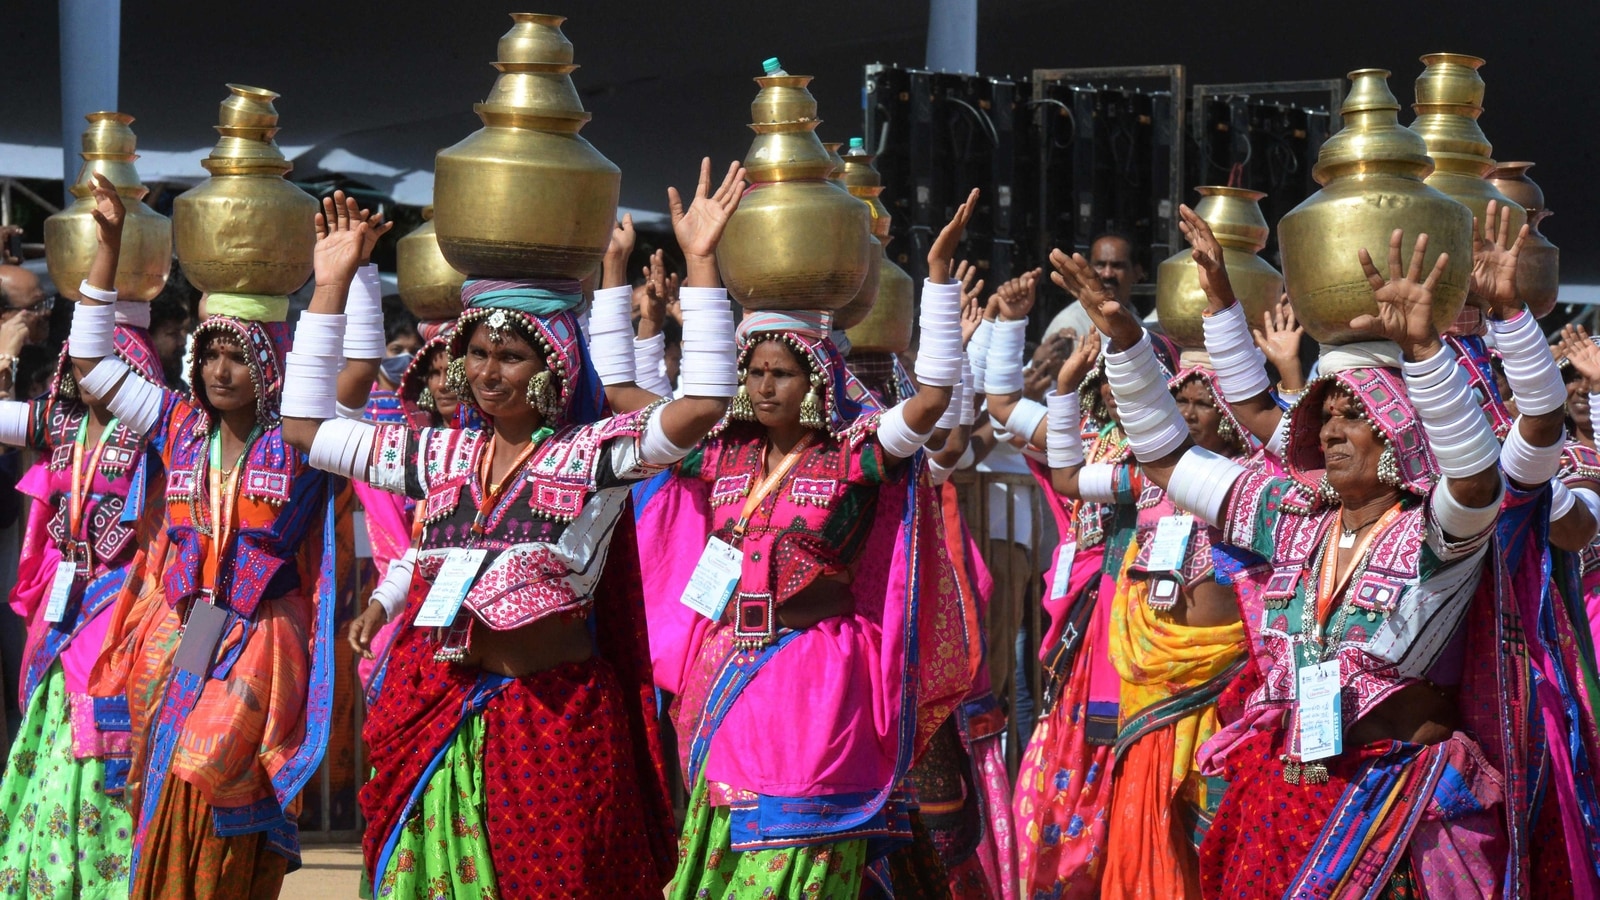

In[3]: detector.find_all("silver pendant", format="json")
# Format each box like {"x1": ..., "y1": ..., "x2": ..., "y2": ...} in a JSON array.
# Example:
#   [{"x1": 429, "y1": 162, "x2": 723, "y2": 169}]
[{"x1": 1338, "y1": 530, "x2": 1357, "y2": 549}]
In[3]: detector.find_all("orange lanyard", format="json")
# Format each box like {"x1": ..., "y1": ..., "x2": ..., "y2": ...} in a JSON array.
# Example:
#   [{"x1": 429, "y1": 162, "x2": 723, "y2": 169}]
[
  {"x1": 65, "y1": 416, "x2": 117, "y2": 559},
  {"x1": 471, "y1": 430, "x2": 548, "y2": 535},
  {"x1": 1314, "y1": 503, "x2": 1403, "y2": 628},
  {"x1": 203, "y1": 430, "x2": 257, "y2": 590},
  {"x1": 733, "y1": 436, "x2": 814, "y2": 541}
]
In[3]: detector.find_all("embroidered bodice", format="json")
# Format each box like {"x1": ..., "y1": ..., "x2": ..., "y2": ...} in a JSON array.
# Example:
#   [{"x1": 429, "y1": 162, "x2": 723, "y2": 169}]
[{"x1": 365, "y1": 405, "x2": 666, "y2": 631}]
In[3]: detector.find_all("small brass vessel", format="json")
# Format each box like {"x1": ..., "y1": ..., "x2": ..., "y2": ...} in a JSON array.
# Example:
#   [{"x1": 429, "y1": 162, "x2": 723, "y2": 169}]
[
  {"x1": 716, "y1": 63, "x2": 872, "y2": 311},
  {"x1": 46, "y1": 112, "x2": 171, "y2": 302},
  {"x1": 172, "y1": 85, "x2": 318, "y2": 296},
  {"x1": 1155, "y1": 186, "x2": 1283, "y2": 350},
  {"x1": 1489, "y1": 161, "x2": 1559, "y2": 317},
  {"x1": 1277, "y1": 69, "x2": 1472, "y2": 345},
  {"x1": 841, "y1": 140, "x2": 913, "y2": 352},
  {"x1": 821, "y1": 141, "x2": 848, "y2": 186},
  {"x1": 397, "y1": 206, "x2": 467, "y2": 320},
  {"x1": 1409, "y1": 53, "x2": 1526, "y2": 239},
  {"x1": 433, "y1": 14, "x2": 620, "y2": 279}
]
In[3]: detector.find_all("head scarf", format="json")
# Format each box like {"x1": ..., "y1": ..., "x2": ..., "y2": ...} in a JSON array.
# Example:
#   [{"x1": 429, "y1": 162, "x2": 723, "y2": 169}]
[
  {"x1": 1284, "y1": 366, "x2": 1439, "y2": 497},
  {"x1": 186, "y1": 315, "x2": 289, "y2": 426},
  {"x1": 50, "y1": 324, "x2": 166, "y2": 404},
  {"x1": 1170, "y1": 365, "x2": 1252, "y2": 456},
  {"x1": 447, "y1": 278, "x2": 605, "y2": 428},
  {"x1": 717, "y1": 309, "x2": 882, "y2": 438}
]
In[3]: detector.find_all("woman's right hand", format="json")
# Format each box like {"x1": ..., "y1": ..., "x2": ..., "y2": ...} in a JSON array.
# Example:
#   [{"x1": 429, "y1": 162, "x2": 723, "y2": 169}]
[
  {"x1": 1049, "y1": 249, "x2": 1143, "y2": 350},
  {"x1": 1177, "y1": 204, "x2": 1237, "y2": 313},
  {"x1": 1056, "y1": 327, "x2": 1100, "y2": 395},
  {"x1": 348, "y1": 601, "x2": 389, "y2": 660},
  {"x1": 928, "y1": 189, "x2": 979, "y2": 284},
  {"x1": 1559, "y1": 324, "x2": 1600, "y2": 388}
]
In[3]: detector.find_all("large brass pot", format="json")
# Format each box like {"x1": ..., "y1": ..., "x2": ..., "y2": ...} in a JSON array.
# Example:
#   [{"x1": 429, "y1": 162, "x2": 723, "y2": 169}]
[
  {"x1": 1155, "y1": 186, "x2": 1283, "y2": 349},
  {"x1": 1278, "y1": 69, "x2": 1472, "y2": 345},
  {"x1": 1489, "y1": 161, "x2": 1559, "y2": 318},
  {"x1": 397, "y1": 207, "x2": 467, "y2": 320},
  {"x1": 1409, "y1": 53, "x2": 1525, "y2": 238},
  {"x1": 834, "y1": 237, "x2": 882, "y2": 329},
  {"x1": 173, "y1": 85, "x2": 317, "y2": 295},
  {"x1": 46, "y1": 112, "x2": 171, "y2": 302},
  {"x1": 717, "y1": 70, "x2": 872, "y2": 310},
  {"x1": 433, "y1": 14, "x2": 619, "y2": 279},
  {"x1": 847, "y1": 257, "x2": 914, "y2": 353}
]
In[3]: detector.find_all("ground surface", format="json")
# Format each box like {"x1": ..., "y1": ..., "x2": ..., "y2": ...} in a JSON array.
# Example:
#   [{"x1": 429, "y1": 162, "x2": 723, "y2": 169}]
[{"x1": 282, "y1": 845, "x2": 365, "y2": 899}]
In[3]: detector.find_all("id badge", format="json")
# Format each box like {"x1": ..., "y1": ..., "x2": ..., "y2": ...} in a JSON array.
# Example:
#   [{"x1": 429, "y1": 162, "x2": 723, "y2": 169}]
[
  {"x1": 174, "y1": 600, "x2": 229, "y2": 677},
  {"x1": 1144, "y1": 514, "x2": 1194, "y2": 574},
  {"x1": 415, "y1": 548, "x2": 489, "y2": 628},
  {"x1": 1049, "y1": 540, "x2": 1078, "y2": 600},
  {"x1": 680, "y1": 537, "x2": 743, "y2": 621},
  {"x1": 1296, "y1": 659, "x2": 1343, "y2": 762},
  {"x1": 43, "y1": 560, "x2": 78, "y2": 624}
]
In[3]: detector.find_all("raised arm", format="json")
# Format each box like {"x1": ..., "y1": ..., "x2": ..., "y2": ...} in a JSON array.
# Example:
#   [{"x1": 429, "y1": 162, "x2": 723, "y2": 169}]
[
  {"x1": 1043, "y1": 333, "x2": 1107, "y2": 498},
  {"x1": 331, "y1": 194, "x2": 396, "y2": 413},
  {"x1": 592, "y1": 212, "x2": 660, "y2": 415},
  {"x1": 631, "y1": 248, "x2": 678, "y2": 398},
  {"x1": 983, "y1": 270, "x2": 1044, "y2": 437},
  {"x1": 1177, "y1": 204, "x2": 1286, "y2": 446}
]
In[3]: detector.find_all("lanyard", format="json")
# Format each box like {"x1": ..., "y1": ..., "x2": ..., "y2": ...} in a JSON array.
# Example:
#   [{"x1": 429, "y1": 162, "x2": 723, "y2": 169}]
[
  {"x1": 205, "y1": 427, "x2": 259, "y2": 590},
  {"x1": 471, "y1": 428, "x2": 552, "y2": 536},
  {"x1": 1313, "y1": 502, "x2": 1403, "y2": 630},
  {"x1": 733, "y1": 436, "x2": 814, "y2": 542},
  {"x1": 65, "y1": 415, "x2": 118, "y2": 560}
]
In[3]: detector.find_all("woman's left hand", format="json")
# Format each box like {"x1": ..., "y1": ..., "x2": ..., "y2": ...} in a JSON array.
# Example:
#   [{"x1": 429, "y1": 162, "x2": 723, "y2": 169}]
[
  {"x1": 928, "y1": 189, "x2": 979, "y2": 284},
  {"x1": 1349, "y1": 229, "x2": 1450, "y2": 362},
  {"x1": 1469, "y1": 199, "x2": 1529, "y2": 320}
]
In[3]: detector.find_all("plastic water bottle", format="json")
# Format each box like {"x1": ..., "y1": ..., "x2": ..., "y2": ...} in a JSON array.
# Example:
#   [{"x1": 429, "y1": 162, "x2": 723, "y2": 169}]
[
  {"x1": 848, "y1": 137, "x2": 865, "y2": 151},
  {"x1": 762, "y1": 57, "x2": 788, "y2": 76}
]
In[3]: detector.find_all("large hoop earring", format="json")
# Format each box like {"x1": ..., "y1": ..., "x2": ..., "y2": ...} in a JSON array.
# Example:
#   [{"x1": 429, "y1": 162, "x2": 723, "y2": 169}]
[
  {"x1": 729, "y1": 369, "x2": 755, "y2": 420},
  {"x1": 1377, "y1": 445, "x2": 1402, "y2": 488},
  {"x1": 798, "y1": 373, "x2": 826, "y2": 430},
  {"x1": 526, "y1": 370, "x2": 562, "y2": 420},
  {"x1": 417, "y1": 387, "x2": 436, "y2": 412},
  {"x1": 445, "y1": 358, "x2": 469, "y2": 400}
]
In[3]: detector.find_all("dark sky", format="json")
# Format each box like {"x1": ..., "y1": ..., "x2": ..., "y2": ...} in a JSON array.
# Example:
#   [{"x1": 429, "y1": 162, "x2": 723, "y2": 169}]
[{"x1": 5, "y1": 1, "x2": 1595, "y2": 276}]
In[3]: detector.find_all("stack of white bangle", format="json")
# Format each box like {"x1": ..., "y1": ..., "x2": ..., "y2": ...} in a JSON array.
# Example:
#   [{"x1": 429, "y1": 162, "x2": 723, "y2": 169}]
[
  {"x1": 588, "y1": 285, "x2": 637, "y2": 386},
  {"x1": 282, "y1": 313, "x2": 347, "y2": 419},
  {"x1": 70, "y1": 289, "x2": 165, "y2": 431},
  {"x1": 984, "y1": 319, "x2": 1027, "y2": 394},
  {"x1": 1491, "y1": 310, "x2": 1565, "y2": 416},
  {"x1": 678, "y1": 287, "x2": 738, "y2": 398},
  {"x1": 914, "y1": 280, "x2": 964, "y2": 387},
  {"x1": 959, "y1": 357, "x2": 977, "y2": 427},
  {"x1": 1201, "y1": 302, "x2": 1271, "y2": 401},
  {"x1": 935, "y1": 362, "x2": 965, "y2": 430},
  {"x1": 969, "y1": 319, "x2": 994, "y2": 394},
  {"x1": 1400, "y1": 345, "x2": 1500, "y2": 480},
  {"x1": 69, "y1": 289, "x2": 117, "y2": 358},
  {"x1": 1046, "y1": 389, "x2": 1084, "y2": 469},
  {"x1": 1105, "y1": 332, "x2": 1189, "y2": 460},
  {"x1": 343, "y1": 264, "x2": 386, "y2": 359},
  {"x1": 633, "y1": 333, "x2": 673, "y2": 397}
]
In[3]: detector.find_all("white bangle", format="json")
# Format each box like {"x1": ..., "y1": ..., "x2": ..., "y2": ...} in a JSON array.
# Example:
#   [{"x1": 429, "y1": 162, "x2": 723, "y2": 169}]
[
  {"x1": 1551, "y1": 480, "x2": 1577, "y2": 519},
  {"x1": 588, "y1": 286, "x2": 636, "y2": 386},
  {"x1": 1574, "y1": 486, "x2": 1600, "y2": 523},
  {"x1": 984, "y1": 319, "x2": 1028, "y2": 394},
  {"x1": 640, "y1": 410, "x2": 696, "y2": 466},
  {"x1": 1431, "y1": 477, "x2": 1503, "y2": 539},
  {"x1": 1046, "y1": 389, "x2": 1084, "y2": 469},
  {"x1": 342, "y1": 265, "x2": 385, "y2": 359},
  {"x1": 935, "y1": 376, "x2": 964, "y2": 431},
  {"x1": 878, "y1": 402, "x2": 932, "y2": 457},
  {"x1": 968, "y1": 319, "x2": 994, "y2": 394},
  {"x1": 371, "y1": 546, "x2": 417, "y2": 620},
  {"x1": 282, "y1": 351, "x2": 337, "y2": 419},
  {"x1": 308, "y1": 416, "x2": 376, "y2": 479},
  {"x1": 915, "y1": 280, "x2": 964, "y2": 388},
  {"x1": 1403, "y1": 345, "x2": 1500, "y2": 480},
  {"x1": 69, "y1": 301, "x2": 116, "y2": 359},
  {"x1": 1169, "y1": 447, "x2": 1246, "y2": 525},
  {"x1": 292, "y1": 312, "x2": 348, "y2": 358},
  {"x1": 1008, "y1": 396, "x2": 1047, "y2": 448},
  {"x1": 633, "y1": 334, "x2": 672, "y2": 396},
  {"x1": 1104, "y1": 332, "x2": 1189, "y2": 461},
  {"x1": 1491, "y1": 310, "x2": 1565, "y2": 416},
  {"x1": 678, "y1": 288, "x2": 736, "y2": 398},
  {"x1": 81, "y1": 357, "x2": 130, "y2": 398},
  {"x1": 77, "y1": 280, "x2": 117, "y2": 304},
  {"x1": 104, "y1": 368, "x2": 163, "y2": 433},
  {"x1": 1500, "y1": 421, "x2": 1566, "y2": 486},
  {"x1": 1077, "y1": 463, "x2": 1118, "y2": 503},
  {"x1": 959, "y1": 357, "x2": 976, "y2": 427},
  {"x1": 1201, "y1": 302, "x2": 1271, "y2": 401}
]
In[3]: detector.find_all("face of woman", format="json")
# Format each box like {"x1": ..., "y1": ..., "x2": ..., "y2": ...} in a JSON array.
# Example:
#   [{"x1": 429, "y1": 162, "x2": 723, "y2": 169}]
[
  {"x1": 199, "y1": 337, "x2": 256, "y2": 414},
  {"x1": 425, "y1": 349, "x2": 459, "y2": 419},
  {"x1": 464, "y1": 325, "x2": 546, "y2": 422},
  {"x1": 745, "y1": 340, "x2": 813, "y2": 431},
  {"x1": 1097, "y1": 379, "x2": 1120, "y2": 425},
  {"x1": 1176, "y1": 380, "x2": 1229, "y2": 455},
  {"x1": 1318, "y1": 387, "x2": 1386, "y2": 497},
  {"x1": 1565, "y1": 374, "x2": 1587, "y2": 427}
]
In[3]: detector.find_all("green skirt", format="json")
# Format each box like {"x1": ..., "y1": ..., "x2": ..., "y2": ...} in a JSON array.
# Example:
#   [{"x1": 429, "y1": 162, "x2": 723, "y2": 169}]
[
  {"x1": 0, "y1": 663, "x2": 132, "y2": 899},
  {"x1": 377, "y1": 713, "x2": 499, "y2": 900},
  {"x1": 668, "y1": 775, "x2": 866, "y2": 900}
]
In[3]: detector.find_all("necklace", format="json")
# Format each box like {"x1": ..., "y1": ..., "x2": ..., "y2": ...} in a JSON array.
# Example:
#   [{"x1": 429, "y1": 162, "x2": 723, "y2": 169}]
[{"x1": 1337, "y1": 506, "x2": 1389, "y2": 548}]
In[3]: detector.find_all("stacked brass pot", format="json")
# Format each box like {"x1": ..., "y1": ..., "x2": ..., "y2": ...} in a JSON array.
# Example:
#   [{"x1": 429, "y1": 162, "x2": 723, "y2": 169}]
[
  {"x1": 1489, "y1": 162, "x2": 1560, "y2": 317},
  {"x1": 1155, "y1": 187, "x2": 1283, "y2": 349},
  {"x1": 433, "y1": 14, "x2": 620, "y2": 280},
  {"x1": 46, "y1": 112, "x2": 172, "y2": 302},
  {"x1": 397, "y1": 206, "x2": 468, "y2": 321},
  {"x1": 1276, "y1": 69, "x2": 1472, "y2": 345},
  {"x1": 1409, "y1": 54, "x2": 1525, "y2": 240},
  {"x1": 716, "y1": 63, "x2": 872, "y2": 310},
  {"x1": 173, "y1": 85, "x2": 318, "y2": 296},
  {"x1": 841, "y1": 140, "x2": 914, "y2": 353},
  {"x1": 831, "y1": 138, "x2": 882, "y2": 331}
]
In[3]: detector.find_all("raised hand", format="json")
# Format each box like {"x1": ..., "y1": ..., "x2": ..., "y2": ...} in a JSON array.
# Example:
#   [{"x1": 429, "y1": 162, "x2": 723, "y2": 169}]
[
  {"x1": 1469, "y1": 199, "x2": 1530, "y2": 320},
  {"x1": 602, "y1": 214, "x2": 636, "y2": 289},
  {"x1": 89, "y1": 173, "x2": 126, "y2": 243},
  {"x1": 1251, "y1": 293, "x2": 1304, "y2": 378},
  {"x1": 928, "y1": 188, "x2": 980, "y2": 284},
  {"x1": 640, "y1": 249, "x2": 676, "y2": 330},
  {"x1": 1057, "y1": 326, "x2": 1101, "y2": 395},
  {"x1": 669, "y1": 158, "x2": 747, "y2": 261},
  {"x1": 959, "y1": 283, "x2": 984, "y2": 348},
  {"x1": 1049, "y1": 248, "x2": 1141, "y2": 349},
  {"x1": 313, "y1": 192, "x2": 369, "y2": 290},
  {"x1": 996, "y1": 271, "x2": 1040, "y2": 322},
  {"x1": 1348, "y1": 229, "x2": 1449, "y2": 362},
  {"x1": 1559, "y1": 324, "x2": 1600, "y2": 388},
  {"x1": 955, "y1": 260, "x2": 986, "y2": 312},
  {"x1": 1177, "y1": 204, "x2": 1236, "y2": 312}
]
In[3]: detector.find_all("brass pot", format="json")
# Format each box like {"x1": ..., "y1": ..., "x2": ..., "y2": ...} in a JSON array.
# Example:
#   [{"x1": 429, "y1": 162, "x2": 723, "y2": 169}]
[
  {"x1": 1409, "y1": 53, "x2": 1525, "y2": 238},
  {"x1": 45, "y1": 112, "x2": 171, "y2": 302},
  {"x1": 1490, "y1": 162, "x2": 1559, "y2": 317},
  {"x1": 717, "y1": 68, "x2": 872, "y2": 310},
  {"x1": 834, "y1": 237, "x2": 882, "y2": 329},
  {"x1": 847, "y1": 256, "x2": 915, "y2": 353},
  {"x1": 1155, "y1": 186, "x2": 1283, "y2": 349},
  {"x1": 397, "y1": 207, "x2": 467, "y2": 320},
  {"x1": 433, "y1": 14, "x2": 620, "y2": 279},
  {"x1": 822, "y1": 141, "x2": 847, "y2": 184},
  {"x1": 1278, "y1": 69, "x2": 1472, "y2": 345},
  {"x1": 173, "y1": 85, "x2": 317, "y2": 296}
]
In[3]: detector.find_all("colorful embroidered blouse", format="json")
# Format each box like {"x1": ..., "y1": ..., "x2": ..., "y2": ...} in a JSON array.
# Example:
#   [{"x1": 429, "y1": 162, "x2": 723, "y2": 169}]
[{"x1": 363, "y1": 404, "x2": 668, "y2": 632}]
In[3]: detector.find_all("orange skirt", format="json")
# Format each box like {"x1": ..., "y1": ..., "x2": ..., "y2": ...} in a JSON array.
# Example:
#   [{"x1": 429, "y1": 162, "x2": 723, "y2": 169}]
[{"x1": 132, "y1": 778, "x2": 288, "y2": 900}]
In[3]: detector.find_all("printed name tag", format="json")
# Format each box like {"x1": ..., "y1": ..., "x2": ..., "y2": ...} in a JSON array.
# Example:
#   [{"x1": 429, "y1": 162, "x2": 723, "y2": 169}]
[
  {"x1": 415, "y1": 548, "x2": 489, "y2": 627},
  {"x1": 43, "y1": 560, "x2": 78, "y2": 623},
  {"x1": 1296, "y1": 659, "x2": 1343, "y2": 762},
  {"x1": 1049, "y1": 540, "x2": 1078, "y2": 600},
  {"x1": 1144, "y1": 514, "x2": 1194, "y2": 573},
  {"x1": 680, "y1": 537, "x2": 743, "y2": 621},
  {"x1": 174, "y1": 600, "x2": 229, "y2": 678}
]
